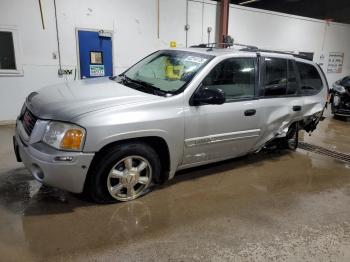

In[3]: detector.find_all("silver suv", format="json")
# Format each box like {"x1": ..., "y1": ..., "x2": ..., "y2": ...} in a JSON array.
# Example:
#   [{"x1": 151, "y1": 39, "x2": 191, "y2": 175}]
[{"x1": 13, "y1": 47, "x2": 328, "y2": 202}]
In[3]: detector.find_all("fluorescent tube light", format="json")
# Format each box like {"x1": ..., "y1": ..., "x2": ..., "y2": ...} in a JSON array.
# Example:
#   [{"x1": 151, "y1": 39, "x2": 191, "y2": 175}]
[{"x1": 239, "y1": 0, "x2": 261, "y2": 5}]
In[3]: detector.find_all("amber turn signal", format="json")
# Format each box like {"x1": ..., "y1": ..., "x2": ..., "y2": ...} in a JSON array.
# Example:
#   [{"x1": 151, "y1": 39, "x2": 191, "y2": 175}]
[{"x1": 60, "y1": 129, "x2": 84, "y2": 150}]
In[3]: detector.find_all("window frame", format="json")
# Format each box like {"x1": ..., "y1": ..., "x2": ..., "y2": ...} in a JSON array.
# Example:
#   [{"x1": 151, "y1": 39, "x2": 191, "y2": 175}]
[
  {"x1": 286, "y1": 59, "x2": 300, "y2": 96},
  {"x1": 192, "y1": 56, "x2": 259, "y2": 104},
  {"x1": 260, "y1": 57, "x2": 311, "y2": 98},
  {"x1": 89, "y1": 51, "x2": 104, "y2": 65},
  {"x1": 295, "y1": 61, "x2": 324, "y2": 96},
  {"x1": 0, "y1": 26, "x2": 22, "y2": 76},
  {"x1": 262, "y1": 57, "x2": 288, "y2": 97}
]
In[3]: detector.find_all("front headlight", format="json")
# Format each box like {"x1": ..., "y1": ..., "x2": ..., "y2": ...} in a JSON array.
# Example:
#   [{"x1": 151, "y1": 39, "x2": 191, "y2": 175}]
[
  {"x1": 43, "y1": 121, "x2": 86, "y2": 151},
  {"x1": 333, "y1": 95, "x2": 341, "y2": 106},
  {"x1": 332, "y1": 83, "x2": 346, "y2": 94}
]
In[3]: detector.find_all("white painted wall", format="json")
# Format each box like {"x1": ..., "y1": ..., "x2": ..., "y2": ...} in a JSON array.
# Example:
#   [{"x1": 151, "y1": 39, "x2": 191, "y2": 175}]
[
  {"x1": 0, "y1": 0, "x2": 188, "y2": 122},
  {"x1": 57, "y1": 0, "x2": 188, "y2": 73},
  {"x1": 0, "y1": 0, "x2": 350, "y2": 122},
  {"x1": 186, "y1": 0, "x2": 220, "y2": 47},
  {"x1": 185, "y1": 3, "x2": 350, "y2": 86},
  {"x1": 228, "y1": 5, "x2": 350, "y2": 86}
]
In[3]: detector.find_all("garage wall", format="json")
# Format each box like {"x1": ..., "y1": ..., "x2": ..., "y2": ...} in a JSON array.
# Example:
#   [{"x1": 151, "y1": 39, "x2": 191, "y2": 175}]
[
  {"x1": 56, "y1": 0, "x2": 188, "y2": 73},
  {"x1": 183, "y1": 2, "x2": 350, "y2": 87},
  {"x1": 0, "y1": 0, "x2": 60, "y2": 123},
  {"x1": 228, "y1": 5, "x2": 350, "y2": 86},
  {"x1": 1, "y1": 0, "x2": 350, "y2": 122},
  {"x1": 186, "y1": 0, "x2": 220, "y2": 47},
  {"x1": 0, "y1": 0, "x2": 188, "y2": 122}
]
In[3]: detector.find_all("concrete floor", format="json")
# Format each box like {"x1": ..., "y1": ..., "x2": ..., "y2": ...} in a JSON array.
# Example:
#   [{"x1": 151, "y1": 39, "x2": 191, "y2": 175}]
[{"x1": 1, "y1": 114, "x2": 350, "y2": 262}]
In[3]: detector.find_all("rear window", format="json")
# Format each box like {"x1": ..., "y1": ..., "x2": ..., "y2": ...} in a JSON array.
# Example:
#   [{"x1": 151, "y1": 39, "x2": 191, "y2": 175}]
[{"x1": 296, "y1": 62, "x2": 323, "y2": 95}]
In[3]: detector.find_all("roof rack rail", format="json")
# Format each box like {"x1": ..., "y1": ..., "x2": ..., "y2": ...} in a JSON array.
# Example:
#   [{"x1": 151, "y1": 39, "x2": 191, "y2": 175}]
[
  {"x1": 254, "y1": 49, "x2": 310, "y2": 60},
  {"x1": 190, "y1": 42, "x2": 259, "y2": 51},
  {"x1": 190, "y1": 40, "x2": 310, "y2": 60}
]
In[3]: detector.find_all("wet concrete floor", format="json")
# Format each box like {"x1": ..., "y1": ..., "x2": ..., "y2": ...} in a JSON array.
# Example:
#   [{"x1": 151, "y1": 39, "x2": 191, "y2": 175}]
[{"x1": 1, "y1": 114, "x2": 350, "y2": 261}]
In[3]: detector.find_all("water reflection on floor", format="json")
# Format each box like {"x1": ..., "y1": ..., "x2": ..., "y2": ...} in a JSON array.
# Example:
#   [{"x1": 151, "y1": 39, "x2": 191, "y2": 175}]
[{"x1": 0, "y1": 115, "x2": 350, "y2": 261}]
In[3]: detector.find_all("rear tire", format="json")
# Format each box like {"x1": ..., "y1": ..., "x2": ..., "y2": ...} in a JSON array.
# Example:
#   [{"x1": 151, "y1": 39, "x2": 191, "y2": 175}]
[
  {"x1": 85, "y1": 142, "x2": 161, "y2": 203},
  {"x1": 282, "y1": 123, "x2": 299, "y2": 150}
]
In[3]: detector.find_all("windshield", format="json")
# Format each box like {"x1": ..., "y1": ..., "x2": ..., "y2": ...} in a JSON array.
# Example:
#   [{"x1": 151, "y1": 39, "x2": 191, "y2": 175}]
[{"x1": 117, "y1": 50, "x2": 213, "y2": 96}]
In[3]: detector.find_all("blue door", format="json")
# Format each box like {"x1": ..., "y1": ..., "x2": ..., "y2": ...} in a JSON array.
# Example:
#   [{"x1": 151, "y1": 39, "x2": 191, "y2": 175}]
[{"x1": 78, "y1": 30, "x2": 113, "y2": 79}]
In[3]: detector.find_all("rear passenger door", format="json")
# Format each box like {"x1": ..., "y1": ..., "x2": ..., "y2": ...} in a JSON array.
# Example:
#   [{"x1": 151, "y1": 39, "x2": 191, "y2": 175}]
[{"x1": 255, "y1": 56, "x2": 304, "y2": 148}]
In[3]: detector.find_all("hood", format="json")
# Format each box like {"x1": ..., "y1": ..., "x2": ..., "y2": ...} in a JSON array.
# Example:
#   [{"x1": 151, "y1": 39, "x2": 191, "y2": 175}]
[
  {"x1": 26, "y1": 77, "x2": 162, "y2": 121},
  {"x1": 340, "y1": 76, "x2": 350, "y2": 88}
]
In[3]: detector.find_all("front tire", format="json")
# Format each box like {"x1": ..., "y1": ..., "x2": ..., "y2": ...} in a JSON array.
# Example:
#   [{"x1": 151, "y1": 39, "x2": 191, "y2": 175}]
[{"x1": 86, "y1": 142, "x2": 161, "y2": 203}]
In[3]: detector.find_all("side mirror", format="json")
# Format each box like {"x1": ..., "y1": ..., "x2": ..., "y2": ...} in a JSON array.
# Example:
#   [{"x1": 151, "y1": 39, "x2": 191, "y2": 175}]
[{"x1": 191, "y1": 86, "x2": 226, "y2": 106}]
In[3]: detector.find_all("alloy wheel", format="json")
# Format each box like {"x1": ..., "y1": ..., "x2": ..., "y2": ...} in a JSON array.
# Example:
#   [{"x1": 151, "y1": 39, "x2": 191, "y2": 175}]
[{"x1": 107, "y1": 155, "x2": 152, "y2": 201}]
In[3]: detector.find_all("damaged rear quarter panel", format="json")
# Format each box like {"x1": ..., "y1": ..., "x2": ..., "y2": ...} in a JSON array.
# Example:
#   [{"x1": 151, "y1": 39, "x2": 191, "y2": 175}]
[
  {"x1": 253, "y1": 90, "x2": 326, "y2": 151},
  {"x1": 253, "y1": 97, "x2": 303, "y2": 150}
]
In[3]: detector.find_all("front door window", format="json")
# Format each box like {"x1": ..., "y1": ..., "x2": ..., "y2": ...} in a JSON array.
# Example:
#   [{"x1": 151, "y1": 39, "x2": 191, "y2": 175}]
[{"x1": 202, "y1": 57, "x2": 256, "y2": 101}]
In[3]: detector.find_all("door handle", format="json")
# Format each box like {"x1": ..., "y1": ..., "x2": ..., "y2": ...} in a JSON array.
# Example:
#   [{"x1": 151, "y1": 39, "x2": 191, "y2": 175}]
[
  {"x1": 244, "y1": 109, "x2": 256, "y2": 116},
  {"x1": 293, "y1": 105, "x2": 302, "y2": 112}
]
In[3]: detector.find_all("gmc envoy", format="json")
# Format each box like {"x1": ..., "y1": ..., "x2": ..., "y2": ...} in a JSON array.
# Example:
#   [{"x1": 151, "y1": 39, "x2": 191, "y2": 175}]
[{"x1": 13, "y1": 46, "x2": 328, "y2": 202}]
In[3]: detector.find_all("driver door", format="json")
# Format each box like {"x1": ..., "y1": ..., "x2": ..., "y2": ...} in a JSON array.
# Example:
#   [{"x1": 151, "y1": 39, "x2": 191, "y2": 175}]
[{"x1": 183, "y1": 57, "x2": 262, "y2": 166}]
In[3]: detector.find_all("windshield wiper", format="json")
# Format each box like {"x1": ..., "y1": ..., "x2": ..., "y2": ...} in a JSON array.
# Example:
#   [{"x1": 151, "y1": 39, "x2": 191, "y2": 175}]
[
  {"x1": 121, "y1": 75, "x2": 169, "y2": 96},
  {"x1": 135, "y1": 80, "x2": 167, "y2": 96},
  {"x1": 110, "y1": 75, "x2": 125, "y2": 83}
]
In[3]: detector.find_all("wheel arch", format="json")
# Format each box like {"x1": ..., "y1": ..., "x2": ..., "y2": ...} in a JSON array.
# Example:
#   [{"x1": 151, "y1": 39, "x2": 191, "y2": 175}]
[{"x1": 86, "y1": 136, "x2": 171, "y2": 185}]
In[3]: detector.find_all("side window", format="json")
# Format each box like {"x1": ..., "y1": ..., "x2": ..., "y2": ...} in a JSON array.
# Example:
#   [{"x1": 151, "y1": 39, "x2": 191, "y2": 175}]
[
  {"x1": 296, "y1": 62, "x2": 323, "y2": 95},
  {"x1": 287, "y1": 60, "x2": 298, "y2": 95},
  {"x1": 202, "y1": 57, "x2": 255, "y2": 102},
  {"x1": 0, "y1": 29, "x2": 21, "y2": 75},
  {"x1": 0, "y1": 31, "x2": 16, "y2": 70},
  {"x1": 264, "y1": 58, "x2": 287, "y2": 96}
]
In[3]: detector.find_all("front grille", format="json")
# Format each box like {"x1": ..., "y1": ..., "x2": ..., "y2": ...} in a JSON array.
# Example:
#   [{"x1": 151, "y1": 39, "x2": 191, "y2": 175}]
[
  {"x1": 345, "y1": 86, "x2": 350, "y2": 94},
  {"x1": 21, "y1": 108, "x2": 38, "y2": 136},
  {"x1": 339, "y1": 98, "x2": 350, "y2": 110}
]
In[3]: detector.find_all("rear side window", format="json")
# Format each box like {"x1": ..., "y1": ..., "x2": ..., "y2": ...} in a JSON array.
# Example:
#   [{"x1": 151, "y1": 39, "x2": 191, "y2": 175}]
[
  {"x1": 202, "y1": 57, "x2": 255, "y2": 102},
  {"x1": 296, "y1": 62, "x2": 323, "y2": 95},
  {"x1": 264, "y1": 58, "x2": 287, "y2": 96}
]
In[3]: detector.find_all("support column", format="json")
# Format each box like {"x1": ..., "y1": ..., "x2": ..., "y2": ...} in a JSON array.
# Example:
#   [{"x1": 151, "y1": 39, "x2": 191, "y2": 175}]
[{"x1": 218, "y1": 0, "x2": 230, "y2": 45}]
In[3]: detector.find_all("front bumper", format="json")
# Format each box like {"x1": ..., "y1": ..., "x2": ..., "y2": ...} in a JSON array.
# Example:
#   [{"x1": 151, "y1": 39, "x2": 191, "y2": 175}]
[
  {"x1": 333, "y1": 107, "x2": 350, "y2": 116},
  {"x1": 14, "y1": 126, "x2": 95, "y2": 193},
  {"x1": 332, "y1": 93, "x2": 350, "y2": 116}
]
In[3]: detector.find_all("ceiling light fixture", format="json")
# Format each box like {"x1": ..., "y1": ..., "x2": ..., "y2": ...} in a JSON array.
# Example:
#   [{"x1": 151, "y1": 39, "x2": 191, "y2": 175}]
[{"x1": 239, "y1": 0, "x2": 261, "y2": 5}]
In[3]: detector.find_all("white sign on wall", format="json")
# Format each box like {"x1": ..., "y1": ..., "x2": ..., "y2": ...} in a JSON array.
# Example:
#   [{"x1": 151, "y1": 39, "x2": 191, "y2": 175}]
[
  {"x1": 319, "y1": 54, "x2": 326, "y2": 67},
  {"x1": 327, "y1": 52, "x2": 344, "y2": 74},
  {"x1": 90, "y1": 65, "x2": 105, "y2": 77}
]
